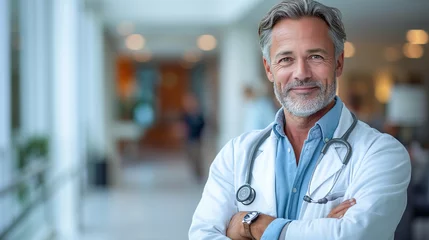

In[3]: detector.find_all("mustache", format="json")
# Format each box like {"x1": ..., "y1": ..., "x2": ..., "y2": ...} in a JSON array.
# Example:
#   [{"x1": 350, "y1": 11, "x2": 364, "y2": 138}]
[{"x1": 285, "y1": 80, "x2": 323, "y2": 91}]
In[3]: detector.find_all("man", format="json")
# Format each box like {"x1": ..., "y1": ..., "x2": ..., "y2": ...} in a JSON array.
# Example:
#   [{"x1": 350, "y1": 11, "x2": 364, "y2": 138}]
[{"x1": 189, "y1": 0, "x2": 411, "y2": 239}]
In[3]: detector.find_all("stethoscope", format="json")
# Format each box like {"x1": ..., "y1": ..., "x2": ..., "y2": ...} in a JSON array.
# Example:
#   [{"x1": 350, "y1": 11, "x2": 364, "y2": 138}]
[{"x1": 236, "y1": 113, "x2": 358, "y2": 205}]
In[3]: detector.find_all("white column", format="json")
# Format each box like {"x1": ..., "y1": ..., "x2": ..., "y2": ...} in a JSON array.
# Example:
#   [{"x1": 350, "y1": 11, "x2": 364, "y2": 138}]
[
  {"x1": 82, "y1": 9, "x2": 106, "y2": 159},
  {"x1": 51, "y1": 0, "x2": 81, "y2": 238},
  {"x1": 0, "y1": 0, "x2": 11, "y2": 231},
  {"x1": 218, "y1": 26, "x2": 263, "y2": 148},
  {"x1": 19, "y1": 0, "x2": 49, "y2": 137}
]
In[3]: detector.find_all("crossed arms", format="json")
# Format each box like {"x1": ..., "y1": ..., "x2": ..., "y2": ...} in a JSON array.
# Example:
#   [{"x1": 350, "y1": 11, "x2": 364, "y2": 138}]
[{"x1": 189, "y1": 135, "x2": 411, "y2": 240}]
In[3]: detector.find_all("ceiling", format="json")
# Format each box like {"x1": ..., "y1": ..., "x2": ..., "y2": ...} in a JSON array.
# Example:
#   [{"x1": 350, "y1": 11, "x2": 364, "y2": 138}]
[{"x1": 89, "y1": 0, "x2": 429, "y2": 59}]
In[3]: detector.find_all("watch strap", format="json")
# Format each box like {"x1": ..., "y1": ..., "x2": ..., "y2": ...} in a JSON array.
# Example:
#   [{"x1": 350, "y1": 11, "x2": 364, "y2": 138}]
[{"x1": 243, "y1": 222, "x2": 257, "y2": 240}]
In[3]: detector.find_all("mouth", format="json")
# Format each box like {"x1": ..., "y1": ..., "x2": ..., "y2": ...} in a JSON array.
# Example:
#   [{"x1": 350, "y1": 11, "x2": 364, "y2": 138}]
[{"x1": 289, "y1": 86, "x2": 319, "y2": 94}]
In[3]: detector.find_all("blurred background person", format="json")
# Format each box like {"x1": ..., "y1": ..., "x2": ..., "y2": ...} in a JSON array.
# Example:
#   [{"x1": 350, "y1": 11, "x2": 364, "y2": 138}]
[
  {"x1": 242, "y1": 84, "x2": 277, "y2": 133},
  {"x1": 179, "y1": 93, "x2": 206, "y2": 183}
]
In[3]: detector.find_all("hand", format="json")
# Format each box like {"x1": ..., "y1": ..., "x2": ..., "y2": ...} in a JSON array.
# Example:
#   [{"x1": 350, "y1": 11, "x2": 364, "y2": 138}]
[
  {"x1": 227, "y1": 212, "x2": 276, "y2": 240},
  {"x1": 226, "y1": 212, "x2": 249, "y2": 240},
  {"x1": 327, "y1": 198, "x2": 356, "y2": 218}
]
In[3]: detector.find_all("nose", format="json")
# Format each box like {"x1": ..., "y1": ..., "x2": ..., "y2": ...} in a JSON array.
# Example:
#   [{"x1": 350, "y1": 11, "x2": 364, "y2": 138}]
[{"x1": 293, "y1": 59, "x2": 312, "y2": 81}]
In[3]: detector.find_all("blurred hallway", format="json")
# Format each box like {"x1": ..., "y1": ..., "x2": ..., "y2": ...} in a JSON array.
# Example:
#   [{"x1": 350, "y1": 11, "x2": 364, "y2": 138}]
[
  {"x1": 2, "y1": 0, "x2": 429, "y2": 239},
  {"x1": 79, "y1": 149, "x2": 204, "y2": 240}
]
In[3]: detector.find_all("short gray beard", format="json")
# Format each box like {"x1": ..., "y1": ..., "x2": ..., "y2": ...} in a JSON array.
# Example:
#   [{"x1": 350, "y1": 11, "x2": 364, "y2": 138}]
[{"x1": 273, "y1": 77, "x2": 337, "y2": 117}]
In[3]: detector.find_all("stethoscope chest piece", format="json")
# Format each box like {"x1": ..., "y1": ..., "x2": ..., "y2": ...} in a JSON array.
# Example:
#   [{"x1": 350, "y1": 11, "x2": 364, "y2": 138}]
[{"x1": 236, "y1": 184, "x2": 256, "y2": 205}]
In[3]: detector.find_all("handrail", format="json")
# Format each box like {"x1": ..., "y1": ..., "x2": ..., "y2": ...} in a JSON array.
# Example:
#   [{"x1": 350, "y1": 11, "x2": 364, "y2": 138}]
[
  {"x1": 0, "y1": 163, "x2": 49, "y2": 197},
  {"x1": 0, "y1": 161, "x2": 85, "y2": 240}
]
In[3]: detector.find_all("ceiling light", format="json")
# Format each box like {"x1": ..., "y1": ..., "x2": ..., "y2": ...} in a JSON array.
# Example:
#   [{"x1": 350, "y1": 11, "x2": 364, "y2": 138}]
[
  {"x1": 125, "y1": 34, "x2": 145, "y2": 51},
  {"x1": 197, "y1": 35, "x2": 217, "y2": 51},
  {"x1": 117, "y1": 21, "x2": 135, "y2": 36},
  {"x1": 403, "y1": 43, "x2": 424, "y2": 59},
  {"x1": 344, "y1": 41, "x2": 355, "y2": 58},
  {"x1": 406, "y1": 29, "x2": 428, "y2": 45}
]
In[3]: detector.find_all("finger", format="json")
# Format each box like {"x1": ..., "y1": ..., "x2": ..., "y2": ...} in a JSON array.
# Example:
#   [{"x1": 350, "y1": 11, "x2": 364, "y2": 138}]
[
  {"x1": 331, "y1": 198, "x2": 356, "y2": 214},
  {"x1": 331, "y1": 208, "x2": 349, "y2": 219},
  {"x1": 327, "y1": 199, "x2": 356, "y2": 218},
  {"x1": 328, "y1": 204, "x2": 350, "y2": 217}
]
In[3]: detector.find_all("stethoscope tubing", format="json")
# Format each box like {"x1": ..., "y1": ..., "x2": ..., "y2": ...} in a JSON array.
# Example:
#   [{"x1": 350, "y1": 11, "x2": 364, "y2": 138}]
[{"x1": 237, "y1": 112, "x2": 358, "y2": 205}]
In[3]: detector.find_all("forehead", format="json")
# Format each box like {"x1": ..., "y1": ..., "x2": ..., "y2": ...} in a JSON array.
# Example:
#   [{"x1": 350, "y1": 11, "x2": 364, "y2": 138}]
[{"x1": 271, "y1": 16, "x2": 334, "y2": 53}]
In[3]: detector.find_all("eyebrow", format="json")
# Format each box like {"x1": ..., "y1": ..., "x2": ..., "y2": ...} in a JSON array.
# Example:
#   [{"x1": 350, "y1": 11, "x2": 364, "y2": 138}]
[
  {"x1": 275, "y1": 51, "x2": 293, "y2": 59},
  {"x1": 307, "y1": 48, "x2": 329, "y2": 55},
  {"x1": 275, "y1": 48, "x2": 329, "y2": 59}
]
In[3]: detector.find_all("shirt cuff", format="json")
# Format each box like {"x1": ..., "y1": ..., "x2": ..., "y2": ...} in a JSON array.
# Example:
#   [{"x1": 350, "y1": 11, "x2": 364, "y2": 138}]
[{"x1": 261, "y1": 218, "x2": 291, "y2": 240}]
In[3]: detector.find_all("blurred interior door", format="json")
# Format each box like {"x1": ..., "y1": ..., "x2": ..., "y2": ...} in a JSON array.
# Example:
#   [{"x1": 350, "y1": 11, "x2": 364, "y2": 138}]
[{"x1": 141, "y1": 63, "x2": 189, "y2": 150}]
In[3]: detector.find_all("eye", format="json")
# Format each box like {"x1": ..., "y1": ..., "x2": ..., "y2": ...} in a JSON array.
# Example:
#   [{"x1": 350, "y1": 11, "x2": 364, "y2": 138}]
[
  {"x1": 278, "y1": 57, "x2": 294, "y2": 63},
  {"x1": 309, "y1": 55, "x2": 324, "y2": 61}
]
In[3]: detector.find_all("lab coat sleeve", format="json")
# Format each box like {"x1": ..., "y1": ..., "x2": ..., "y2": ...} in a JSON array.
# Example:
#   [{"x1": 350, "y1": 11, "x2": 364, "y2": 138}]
[
  {"x1": 189, "y1": 139, "x2": 237, "y2": 240},
  {"x1": 285, "y1": 134, "x2": 411, "y2": 240}
]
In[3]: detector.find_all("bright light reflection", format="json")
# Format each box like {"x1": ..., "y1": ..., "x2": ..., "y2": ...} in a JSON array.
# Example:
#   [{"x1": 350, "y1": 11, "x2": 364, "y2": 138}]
[{"x1": 126, "y1": 34, "x2": 145, "y2": 51}]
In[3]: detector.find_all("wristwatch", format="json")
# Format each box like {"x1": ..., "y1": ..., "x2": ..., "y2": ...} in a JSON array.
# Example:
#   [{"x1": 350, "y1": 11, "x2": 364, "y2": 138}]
[{"x1": 242, "y1": 211, "x2": 260, "y2": 240}]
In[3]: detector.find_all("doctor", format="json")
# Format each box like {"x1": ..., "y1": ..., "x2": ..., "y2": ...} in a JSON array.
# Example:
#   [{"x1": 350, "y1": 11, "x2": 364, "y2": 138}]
[{"x1": 189, "y1": 0, "x2": 411, "y2": 239}]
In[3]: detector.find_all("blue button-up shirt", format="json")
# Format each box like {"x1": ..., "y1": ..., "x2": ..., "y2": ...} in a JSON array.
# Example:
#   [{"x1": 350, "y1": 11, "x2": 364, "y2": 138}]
[{"x1": 261, "y1": 97, "x2": 343, "y2": 239}]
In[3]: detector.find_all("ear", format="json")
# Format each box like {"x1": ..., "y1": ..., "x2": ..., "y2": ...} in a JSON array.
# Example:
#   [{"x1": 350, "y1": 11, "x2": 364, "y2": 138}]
[
  {"x1": 263, "y1": 57, "x2": 274, "y2": 82},
  {"x1": 335, "y1": 52, "x2": 345, "y2": 78}
]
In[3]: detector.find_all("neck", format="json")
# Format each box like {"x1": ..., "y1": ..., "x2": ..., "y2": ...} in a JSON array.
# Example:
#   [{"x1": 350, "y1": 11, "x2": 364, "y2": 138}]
[{"x1": 283, "y1": 99, "x2": 336, "y2": 163}]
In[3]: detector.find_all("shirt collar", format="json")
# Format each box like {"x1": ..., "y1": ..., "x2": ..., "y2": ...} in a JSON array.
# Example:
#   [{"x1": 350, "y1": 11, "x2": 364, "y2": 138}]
[
  {"x1": 272, "y1": 96, "x2": 343, "y2": 140},
  {"x1": 315, "y1": 96, "x2": 343, "y2": 141},
  {"x1": 273, "y1": 108, "x2": 286, "y2": 138}
]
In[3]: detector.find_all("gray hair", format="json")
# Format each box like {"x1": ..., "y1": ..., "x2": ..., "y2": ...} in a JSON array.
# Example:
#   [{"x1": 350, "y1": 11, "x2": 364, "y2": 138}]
[{"x1": 258, "y1": 0, "x2": 346, "y2": 64}]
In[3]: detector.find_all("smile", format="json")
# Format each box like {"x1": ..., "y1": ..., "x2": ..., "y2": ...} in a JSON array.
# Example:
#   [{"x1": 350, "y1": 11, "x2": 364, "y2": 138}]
[{"x1": 289, "y1": 86, "x2": 319, "y2": 94}]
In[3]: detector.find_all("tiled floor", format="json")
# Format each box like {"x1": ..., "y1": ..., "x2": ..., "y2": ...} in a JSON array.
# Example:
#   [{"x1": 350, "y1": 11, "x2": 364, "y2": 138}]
[{"x1": 78, "y1": 150, "x2": 205, "y2": 240}]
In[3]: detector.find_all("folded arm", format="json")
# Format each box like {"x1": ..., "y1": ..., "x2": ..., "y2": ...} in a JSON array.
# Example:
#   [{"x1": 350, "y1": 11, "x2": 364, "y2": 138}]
[
  {"x1": 228, "y1": 136, "x2": 410, "y2": 240},
  {"x1": 284, "y1": 136, "x2": 411, "y2": 239}
]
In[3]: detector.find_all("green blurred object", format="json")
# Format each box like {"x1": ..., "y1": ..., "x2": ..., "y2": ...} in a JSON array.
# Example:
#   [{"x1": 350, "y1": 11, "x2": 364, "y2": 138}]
[{"x1": 16, "y1": 136, "x2": 49, "y2": 203}]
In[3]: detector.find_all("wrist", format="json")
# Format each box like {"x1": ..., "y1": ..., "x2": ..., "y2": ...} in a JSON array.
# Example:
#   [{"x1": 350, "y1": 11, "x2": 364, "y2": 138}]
[
  {"x1": 242, "y1": 211, "x2": 260, "y2": 240},
  {"x1": 250, "y1": 214, "x2": 276, "y2": 240}
]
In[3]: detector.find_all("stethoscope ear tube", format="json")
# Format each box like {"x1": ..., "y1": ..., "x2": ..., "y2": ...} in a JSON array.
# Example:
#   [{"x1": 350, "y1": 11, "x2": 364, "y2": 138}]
[{"x1": 304, "y1": 113, "x2": 358, "y2": 204}]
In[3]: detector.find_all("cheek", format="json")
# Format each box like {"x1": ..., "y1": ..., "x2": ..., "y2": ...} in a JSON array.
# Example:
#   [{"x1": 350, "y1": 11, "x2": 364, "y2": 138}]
[
  {"x1": 273, "y1": 68, "x2": 292, "y2": 84},
  {"x1": 311, "y1": 64, "x2": 335, "y2": 79}
]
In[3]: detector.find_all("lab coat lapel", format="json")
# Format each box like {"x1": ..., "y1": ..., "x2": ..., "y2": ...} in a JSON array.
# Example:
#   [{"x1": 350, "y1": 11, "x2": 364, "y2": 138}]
[
  {"x1": 250, "y1": 132, "x2": 277, "y2": 216},
  {"x1": 307, "y1": 106, "x2": 353, "y2": 198},
  {"x1": 307, "y1": 144, "x2": 346, "y2": 198}
]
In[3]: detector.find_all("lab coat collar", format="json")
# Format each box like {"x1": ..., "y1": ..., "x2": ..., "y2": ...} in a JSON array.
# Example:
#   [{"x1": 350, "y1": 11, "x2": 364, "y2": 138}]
[
  {"x1": 250, "y1": 127, "x2": 278, "y2": 216},
  {"x1": 307, "y1": 105, "x2": 355, "y2": 198}
]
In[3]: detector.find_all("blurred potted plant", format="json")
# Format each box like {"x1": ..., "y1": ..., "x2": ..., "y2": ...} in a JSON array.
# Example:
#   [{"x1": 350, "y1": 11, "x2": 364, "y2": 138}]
[{"x1": 17, "y1": 136, "x2": 49, "y2": 203}]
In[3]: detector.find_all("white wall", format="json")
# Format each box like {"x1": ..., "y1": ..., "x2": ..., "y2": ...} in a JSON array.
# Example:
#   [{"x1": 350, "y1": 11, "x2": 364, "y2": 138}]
[
  {"x1": 0, "y1": 0, "x2": 11, "y2": 233},
  {"x1": 217, "y1": 25, "x2": 264, "y2": 148}
]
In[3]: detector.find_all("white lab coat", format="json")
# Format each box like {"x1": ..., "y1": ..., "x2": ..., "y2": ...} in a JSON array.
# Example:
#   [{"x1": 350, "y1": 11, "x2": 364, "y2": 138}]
[{"x1": 189, "y1": 105, "x2": 411, "y2": 240}]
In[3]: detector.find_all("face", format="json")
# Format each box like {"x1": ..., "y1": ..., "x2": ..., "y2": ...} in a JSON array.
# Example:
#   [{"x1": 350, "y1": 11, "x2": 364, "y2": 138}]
[{"x1": 263, "y1": 17, "x2": 344, "y2": 117}]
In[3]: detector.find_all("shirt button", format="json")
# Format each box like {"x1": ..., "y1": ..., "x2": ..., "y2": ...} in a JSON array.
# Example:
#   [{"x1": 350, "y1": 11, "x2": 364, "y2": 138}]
[
  {"x1": 324, "y1": 138, "x2": 330, "y2": 143},
  {"x1": 288, "y1": 148, "x2": 291, "y2": 153},
  {"x1": 292, "y1": 188, "x2": 297, "y2": 193}
]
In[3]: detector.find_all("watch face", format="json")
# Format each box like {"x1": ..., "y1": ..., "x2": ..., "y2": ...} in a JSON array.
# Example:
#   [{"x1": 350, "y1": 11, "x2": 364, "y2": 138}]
[{"x1": 244, "y1": 211, "x2": 259, "y2": 222}]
